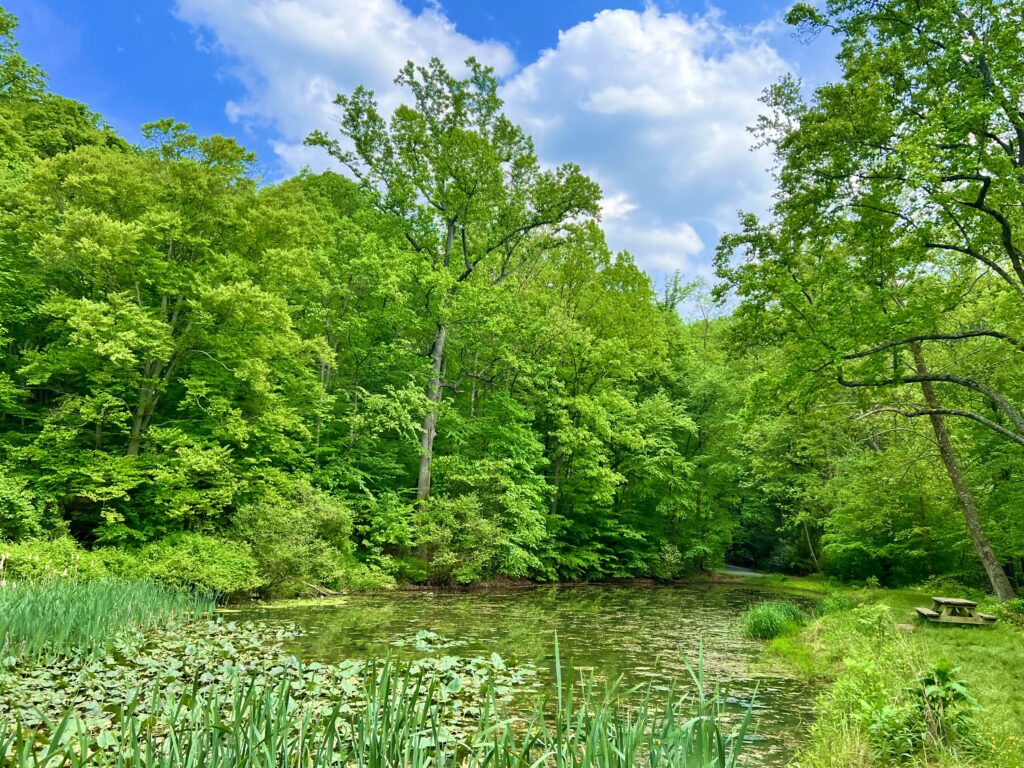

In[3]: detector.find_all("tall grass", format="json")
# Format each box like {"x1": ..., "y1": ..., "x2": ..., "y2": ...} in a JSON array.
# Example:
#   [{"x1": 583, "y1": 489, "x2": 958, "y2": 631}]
[
  {"x1": 0, "y1": 645, "x2": 752, "y2": 768},
  {"x1": 0, "y1": 579, "x2": 212, "y2": 661},
  {"x1": 741, "y1": 600, "x2": 808, "y2": 640}
]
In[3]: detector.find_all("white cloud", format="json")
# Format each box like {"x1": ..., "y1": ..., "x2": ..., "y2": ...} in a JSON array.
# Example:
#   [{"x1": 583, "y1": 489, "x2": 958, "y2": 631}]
[
  {"x1": 605, "y1": 220, "x2": 705, "y2": 274},
  {"x1": 600, "y1": 193, "x2": 637, "y2": 221},
  {"x1": 502, "y1": 6, "x2": 790, "y2": 277},
  {"x1": 174, "y1": 1, "x2": 792, "y2": 280},
  {"x1": 174, "y1": 0, "x2": 516, "y2": 147}
]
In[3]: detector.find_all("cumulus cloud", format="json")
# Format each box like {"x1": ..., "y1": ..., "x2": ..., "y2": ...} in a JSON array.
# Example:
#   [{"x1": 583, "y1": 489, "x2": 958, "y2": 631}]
[
  {"x1": 174, "y1": 0, "x2": 516, "y2": 150},
  {"x1": 606, "y1": 220, "x2": 705, "y2": 275},
  {"x1": 174, "y1": 1, "x2": 792, "y2": 280},
  {"x1": 503, "y1": 6, "x2": 790, "y2": 277}
]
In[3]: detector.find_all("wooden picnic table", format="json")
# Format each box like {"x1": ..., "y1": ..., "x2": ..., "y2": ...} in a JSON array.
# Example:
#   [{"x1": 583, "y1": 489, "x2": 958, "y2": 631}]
[{"x1": 915, "y1": 596, "x2": 997, "y2": 625}]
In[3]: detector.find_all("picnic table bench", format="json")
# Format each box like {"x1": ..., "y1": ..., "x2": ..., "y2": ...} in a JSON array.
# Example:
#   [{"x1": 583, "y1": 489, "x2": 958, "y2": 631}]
[{"x1": 915, "y1": 597, "x2": 997, "y2": 626}]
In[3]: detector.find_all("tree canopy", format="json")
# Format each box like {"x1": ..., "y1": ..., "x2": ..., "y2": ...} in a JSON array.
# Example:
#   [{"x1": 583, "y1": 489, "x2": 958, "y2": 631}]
[{"x1": 1, "y1": 3, "x2": 1022, "y2": 599}]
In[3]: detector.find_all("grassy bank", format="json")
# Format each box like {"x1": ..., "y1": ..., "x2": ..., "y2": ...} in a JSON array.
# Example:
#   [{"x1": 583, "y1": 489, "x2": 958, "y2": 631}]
[{"x1": 750, "y1": 579, "x2": 1024, "y2": 767}]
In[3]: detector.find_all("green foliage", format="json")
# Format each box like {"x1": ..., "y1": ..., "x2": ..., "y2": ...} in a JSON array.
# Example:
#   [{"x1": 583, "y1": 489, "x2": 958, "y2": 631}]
[
  {"x1": 0, "y1": 7, "x2": 741, "y2": 589},
  {"x1": 133, "y1": 534, "x2": 261, "y2": 597},
  {"x1": 0, "y1": 472, "x2": 40, "y2": 540},
  {"x1": 0, "y1": 578, "x2": 210, "y2": 661},
  {"x1": 818, "y1": 592, "x2": 855, "y2": 616},
  {"x1": 231, "y1": 483, "x2": 360, "y2": 596},
  {"x1": 993, "y1": 598, "x2": 1024, "y2": 630},
  {"x1": 4, "y1": 1, "x2": 1023, "y2": 597},
  {"x1": 0, "y1": 599, "x2": 752, "y2": 768},
  {"x1": 742, "y1": 600, "x2": 808, "y2": 640},
  {"x1": 0, "y1": 537, "x2": 107, "y2": 581},
  {"x1": 785, "y1": 586, "x2": 1024, "y2": 768},
  {"x1": 911, "y1": 662, "x2": 979, "y2": 748},
  {"x1": 415, "y1": 494, "x2": 507, "y2": 585}
]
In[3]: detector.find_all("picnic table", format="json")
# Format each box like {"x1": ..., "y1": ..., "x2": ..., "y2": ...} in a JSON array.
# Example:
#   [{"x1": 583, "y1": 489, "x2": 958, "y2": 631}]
[{"x1": 915, "y1": 596, "x2": 997, "y2": 626}]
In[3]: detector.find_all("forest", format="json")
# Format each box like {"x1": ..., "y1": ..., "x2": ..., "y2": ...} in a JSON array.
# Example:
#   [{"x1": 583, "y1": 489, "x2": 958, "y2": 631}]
[{"x1": 2, "y1": 0, "x2": 1023, "y2": 603}]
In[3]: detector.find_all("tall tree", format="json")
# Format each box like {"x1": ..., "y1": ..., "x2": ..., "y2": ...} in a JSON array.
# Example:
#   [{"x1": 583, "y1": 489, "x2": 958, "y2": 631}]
[
  {"x1": 719, "y1": 0, "x2": 1024, "y2": 599},
  {"x1": 307, "y1": 57, "x2": 601, "y2": 504}
]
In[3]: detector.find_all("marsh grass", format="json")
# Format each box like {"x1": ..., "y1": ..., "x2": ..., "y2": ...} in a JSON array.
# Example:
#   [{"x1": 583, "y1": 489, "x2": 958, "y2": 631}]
[
  {"x1": 1, "y1": 639, "x2": 752, "y2": 768},
  {"x1": 0, "y1": 579, "x2": 212, "y2": 661},
  {"x1": 741, "y1": 600, "x2": 808, "y2": 640}
]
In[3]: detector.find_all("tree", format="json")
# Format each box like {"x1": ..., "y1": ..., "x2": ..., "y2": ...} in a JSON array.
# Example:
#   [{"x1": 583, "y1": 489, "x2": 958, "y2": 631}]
[
  {"x1": 0, "y1": 7, "x2": 42, "y2": 99},
  {"x1": 307, "y1": 57, "x2": 601, "y2": 504},
  {"x1": 0, "y1": 121, "x2": 328, "y2": 541},
  {"x1": 718, "y1": 0, "x2": 1024, "y2": 599}
]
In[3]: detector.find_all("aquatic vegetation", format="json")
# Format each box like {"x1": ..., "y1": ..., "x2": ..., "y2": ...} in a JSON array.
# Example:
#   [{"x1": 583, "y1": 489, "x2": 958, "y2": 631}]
[
  {"x1": 391, "y1": 628, "x2": 463, "y2": 651},
  {"x1": 0, "y1": 578, "x2": 212, "y2": 661},
  {"x1": 0, "y1": 616, "x2": 751, "y2": 767},
  {"x1": 741, "y1": 601, "x2": 809, "y2": 640}
]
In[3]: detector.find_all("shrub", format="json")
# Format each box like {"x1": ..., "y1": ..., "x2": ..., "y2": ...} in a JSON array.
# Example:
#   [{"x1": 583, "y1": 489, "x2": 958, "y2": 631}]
[
  {"x1": 742, "y1": 600, "x2": 809, "y2": 640},
  {"x1": 415, "y1": 494, "x2": 505, "y2": 585},
  {"x1": 860, "y1": 661, "x2": 980, "y2": 761},
  {"x1": 0, "y1": 537, "x2": 108, "y2": 581},
  {"x1": 335, "y1": 562, "x2": 396, "y2": 591},
  {"x1": 911, "y1": 661, "x2": 979, "y2": 747},
  {"x1": 993, "y1": 597, "x2": 1024, "y2": 629},
  {"x1": 390, "y1": 555, "x2": 430, "y2": 584},
  {"x1": 232, "y1": 487, "x2": 352, "y2": 596},
  {"x1": 818, "y1": 592, "x2": 855, "y2": 616},
  {"x1": 651, "y1": 542, "x2": 685, "y2": 581},
  {"x1": 136, "y1": 533, "x2": 261, "y2": 597},
  {"x1": 0, "y1": 474, "x2": 42, "y2": 541}
]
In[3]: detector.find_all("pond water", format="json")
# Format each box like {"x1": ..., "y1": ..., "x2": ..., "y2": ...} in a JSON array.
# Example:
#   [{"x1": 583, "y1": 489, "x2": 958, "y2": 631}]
[{"x1": 229, "y1": 582, "x2": 817, "y2": 766}]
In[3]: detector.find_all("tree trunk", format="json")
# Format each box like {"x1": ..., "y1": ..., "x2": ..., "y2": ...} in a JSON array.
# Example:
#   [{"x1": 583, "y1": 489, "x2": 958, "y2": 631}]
[
  {"x1": 911, "y1": 343, "x2": 1015, "y2": 600},
  {"x1": 416, "y1": 323, "x2": 447, "y2": 506},
  {"x1": 127, "y1": 385, "x2": 156, "y2": 457},
  {"x1": 549, "y1": 449, "x2": 563, "y2": 517},
  {"x1": 803, "y1": 519, "x2": 820, "y2": 573}
]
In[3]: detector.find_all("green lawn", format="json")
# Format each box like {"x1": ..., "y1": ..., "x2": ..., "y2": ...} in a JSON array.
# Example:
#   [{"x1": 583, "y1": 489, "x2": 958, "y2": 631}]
[{"x1": 753, "y1": 578, "x2": 1023, "y2": 767}]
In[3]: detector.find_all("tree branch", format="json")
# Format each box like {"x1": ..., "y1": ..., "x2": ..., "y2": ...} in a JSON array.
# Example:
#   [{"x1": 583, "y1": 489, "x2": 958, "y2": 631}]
[
  {"x1": 843, "y1": 330, "x2": 1024, "y2": 360},
  {"x1": 858, "y1": 406, "x2": 1024, "y2": 449},
  {"x1": 837, "y1": 370, "x2": 1024, "y2": 434}
]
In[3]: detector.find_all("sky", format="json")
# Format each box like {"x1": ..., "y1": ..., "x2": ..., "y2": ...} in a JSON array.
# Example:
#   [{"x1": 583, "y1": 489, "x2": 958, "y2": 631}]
[{"x1": 6, "y1": 0, "x2": 839, "y2": 286}]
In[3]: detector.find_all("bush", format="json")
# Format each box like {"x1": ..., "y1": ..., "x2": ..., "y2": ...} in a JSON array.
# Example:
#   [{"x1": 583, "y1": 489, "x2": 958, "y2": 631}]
[
  {"x1": 334, "y1": 562, "x2": 396, "y2": 591},
  {"x1": 742, "y1": 600, "x2": 809, "y2": 640},
  {"x1": 857, "y1": 661, "x2": 980, "y2": 762},
  {"x1": 651, "y1": 543, "x2": 685, "y2": 581},
  {"x1": 415, "y1": 494, "x2": 505, "y2": 585},
  {"x1": 389, "y1": 555, "x2": 430, "y2": 584},
  {"x1": 993, "y1": 598, "x2": 1024, "y2": 629},
  {"x1": 135, "y1": 533, "x2": 261, "y2": 597},
  {"x1": 818, "y1": 592, "x2": 855, "y2": 616},
  {"x1": 0, "y1": 474, "x2": 42, "y2": 541},
  {"x1": 0, "y1": 537, "x2": 108, "y2": 581},
  {"x1": 232, "y1": 486, "x2": 352, "y2": 596}
]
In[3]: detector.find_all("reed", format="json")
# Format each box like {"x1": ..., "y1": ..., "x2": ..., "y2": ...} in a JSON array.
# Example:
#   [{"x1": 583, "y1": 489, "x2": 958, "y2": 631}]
[
  {"x1": 1, "y1": 645, "x2": 752, "y2": 768},
  {"x1": 0, "y1": 578, "x2": 212, "y2": 661},
  {"x1": 741, "y1": 600, "x2": 809, "y2": 640}
]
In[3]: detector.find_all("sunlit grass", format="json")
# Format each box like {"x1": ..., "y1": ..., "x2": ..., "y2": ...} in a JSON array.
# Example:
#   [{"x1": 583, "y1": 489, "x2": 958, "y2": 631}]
[
  {"x1": 763, "y1": 578, "x2": 1024, "y2": 768},
  {"x1": 741, "y1": 600, "x2": 809, "y2": 639},
  {"x1": 0, "y1": 578, "x2": 213, "y2": 661}
]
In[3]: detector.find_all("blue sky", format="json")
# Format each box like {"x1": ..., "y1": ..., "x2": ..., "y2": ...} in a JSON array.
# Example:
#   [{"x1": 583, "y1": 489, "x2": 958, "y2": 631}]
[{"x1": 6, "y1": 0, "x2": 838, "y2": 284}]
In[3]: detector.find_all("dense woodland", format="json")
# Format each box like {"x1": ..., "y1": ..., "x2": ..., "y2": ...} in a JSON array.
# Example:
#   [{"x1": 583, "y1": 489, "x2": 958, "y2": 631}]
[{"x1": 1, "y1": 1, "x2": 1022, "y2": 599}]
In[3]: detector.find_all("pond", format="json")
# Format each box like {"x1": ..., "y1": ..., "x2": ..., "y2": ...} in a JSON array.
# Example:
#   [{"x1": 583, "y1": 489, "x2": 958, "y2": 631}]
[{"x1": 230, "y1": 581, "x2": 817, "y2": 767}]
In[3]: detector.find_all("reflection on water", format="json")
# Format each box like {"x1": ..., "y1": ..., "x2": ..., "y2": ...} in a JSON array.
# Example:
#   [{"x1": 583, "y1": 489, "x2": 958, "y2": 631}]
[{"x1": 229, "y1": 582, "x2": 817, "y2": 766}]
